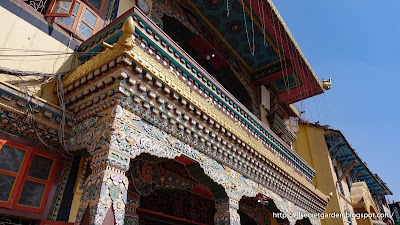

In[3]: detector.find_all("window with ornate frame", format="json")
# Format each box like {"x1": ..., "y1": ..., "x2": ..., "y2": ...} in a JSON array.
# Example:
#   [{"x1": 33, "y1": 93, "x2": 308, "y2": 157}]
[{"x1": 0, "y1": 139, "x2": 59, "y2": 213}]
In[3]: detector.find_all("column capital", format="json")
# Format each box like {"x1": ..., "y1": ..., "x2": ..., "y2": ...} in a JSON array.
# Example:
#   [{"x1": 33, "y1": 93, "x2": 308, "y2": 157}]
[{"x1": 91, "y1": 149, "x2": 131, "y2": 173}]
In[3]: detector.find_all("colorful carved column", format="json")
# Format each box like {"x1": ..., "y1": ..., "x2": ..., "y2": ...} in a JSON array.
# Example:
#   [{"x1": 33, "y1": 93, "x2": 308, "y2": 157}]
[
  {"x1": 124, "y1": 191, "x2": 140, "y2": 225},
  {"x1": 75, "y1": 150, "x2": 130, "y2": 225},
  {"x1": 214, "y1": 198, "x2": 241, "y2": 225}
]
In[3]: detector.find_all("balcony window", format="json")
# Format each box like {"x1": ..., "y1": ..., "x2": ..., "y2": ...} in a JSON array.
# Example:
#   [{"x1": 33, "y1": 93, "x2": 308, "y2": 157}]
[
  {"x1": 47, "y1": 0, "x2": 101, "y2": 40},
  {"x1": 77, "y1": 7, "x2": 98, "y2": 39},
  {"x1": 0, "y1": 140, "x2": 58, "y2": 213},
  {"x1": 285, "y1": 118, "x2": 299, "y2": 133},
  {"x1": 55, "y1": 1, "x2": 80, "y2": 28},
  {"x1": 46, "y1": 0, "x2": 76, "y2": 17}
]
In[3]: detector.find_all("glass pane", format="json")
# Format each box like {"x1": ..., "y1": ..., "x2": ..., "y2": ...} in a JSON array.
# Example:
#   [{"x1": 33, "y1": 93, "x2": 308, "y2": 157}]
[
  {"x1": 290, "y1": 119, "x2": 297, "y2": 125},
  {"x1": 56, "y1": 15, "x2": 76, "y2": 28},
  {"x1": 0, "y1": 173, "x2": 16, "y2": 202},
  {"x1": 284, "y1": 119, "x2": 289, "y2": 125},
  {"x1": 0, "y1": 145, "x2": 26, "y2": 173},
  {"x1": 292, "y1": 126, "x2": 299, "y2": 132},
  {"x1": 61, "y1": 0, "x2": 72, "y2": 8},
  {"x1": 88, "y1": 0, "x2": 102, "y2": 10},
  {"x1": 50, "y1": 0, "x2": 71, "y2": 14},
  {"x1": 78, "y1": 22, "x2": 94, "y2": 39},
  {"x1": 72, "y1": 1, "x2": 80, "y2": 14},
  {"x1": 51, "y1": 0, "x2": 79, "y2": 14},
  {"x1": 82, "y1": 9, "x2": 97, "y2": 28},
  {"x1": 27, "y1": 155, "x2": 53, "y2": 181},
  {"x1": 17, "y1": 180, "x2": 46, "y2": 208}
]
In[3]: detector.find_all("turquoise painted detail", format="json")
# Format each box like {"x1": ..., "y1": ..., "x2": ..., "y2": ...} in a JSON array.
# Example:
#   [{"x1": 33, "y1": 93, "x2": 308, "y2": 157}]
[
  {"x1": 188, "y1": 0, "x2": 280, "y2": 71},
  {"x1": 271, "y1": 73, "x2": 303, "y2": 93}
]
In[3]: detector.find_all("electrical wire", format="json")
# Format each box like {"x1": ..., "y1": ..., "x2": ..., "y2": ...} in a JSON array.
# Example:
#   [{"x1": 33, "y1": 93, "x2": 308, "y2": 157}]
[
  {"x1": 241, "y1": 0, "x2": 254, "y2": 56},
  {"x1": 0, "y1": 52, "x2": 101, "y2": 57},
  {"x1": 0, "y1": 57, "x2": 77, "y2": 62},
  {"x1": 269, "y1": 2, "x2": 290, "y2": 94},
  {"x1": 0, "y1": 65, "x2": 73, "y2": 157},
  {"x1": 0, "y1": 67, "x2": 70, "y2": 77}
]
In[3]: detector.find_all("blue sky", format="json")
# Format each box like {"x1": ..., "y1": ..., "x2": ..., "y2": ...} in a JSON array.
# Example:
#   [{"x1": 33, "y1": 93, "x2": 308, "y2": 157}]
[{"x1": 273, "y1": 0, "x2": 400, "y2": 202}]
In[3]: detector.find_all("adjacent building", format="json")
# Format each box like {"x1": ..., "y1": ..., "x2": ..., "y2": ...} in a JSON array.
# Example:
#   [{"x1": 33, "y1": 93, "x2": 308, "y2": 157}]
[
  {"x1": 389, "y1": 202, "x2": 400, "y2": 225},
  {"x1": 292, "y1": 121, "x2": 393, "y2": 225}
]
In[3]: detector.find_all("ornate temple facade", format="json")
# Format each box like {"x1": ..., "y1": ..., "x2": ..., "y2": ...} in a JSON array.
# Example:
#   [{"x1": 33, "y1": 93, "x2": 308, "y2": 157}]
[{"x1": 0, "y1": 0, "x2": 341, "y2": 224}]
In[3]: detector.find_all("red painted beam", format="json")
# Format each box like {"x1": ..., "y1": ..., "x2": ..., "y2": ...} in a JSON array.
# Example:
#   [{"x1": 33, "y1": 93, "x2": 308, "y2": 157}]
[
  {"x1": 40, "y1": 221, "x2": 74, "y2": 225},
  {"x1": 278, "y1": 86, "x2": 317, "y2": 104},
  {"x1": 189, "y1": 186, "x2": 214, "y2": 200},
  {"x1": 188, "y1": 36, "x2": 229, "y2": 70},
  {"x1": 252, "y1": 68, "x2": 292, "y2": 86},
  {"x1": 174, "y1": 155, "x2": 196, "y2": 165},
  {"x1": 245, "y1": 0, "x2": 323, "y2": 98},
  {"x1": 137, "y1": 208, "x2": 208, "y2": 225}
]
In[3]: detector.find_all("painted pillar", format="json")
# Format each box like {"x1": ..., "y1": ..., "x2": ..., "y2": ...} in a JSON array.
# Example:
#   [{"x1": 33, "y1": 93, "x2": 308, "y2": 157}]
[
  {"x1": 124, "y1": 191, "x2": 140, "y2": 225},
  {"x1": 214, "y1": 198, "x2": 241, "y2": 225},
  {"x1": 75, "y1": 150, "x2": 130, "y2": 225}
]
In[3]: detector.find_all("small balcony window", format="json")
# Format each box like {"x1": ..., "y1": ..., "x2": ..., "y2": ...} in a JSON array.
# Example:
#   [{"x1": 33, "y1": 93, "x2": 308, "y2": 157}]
[
  {"x1": 50, "y1": 0, "x2": 100, "y2": 40},
  {"x1": 285, "y1": 118, "x2": 299, "y2": 133},
  {"x1": 77, "y1": 7, "x2": 98, "y2": 39},
  {"x1": 46, "y1": 0, "x2": 76, "y2": 17}
]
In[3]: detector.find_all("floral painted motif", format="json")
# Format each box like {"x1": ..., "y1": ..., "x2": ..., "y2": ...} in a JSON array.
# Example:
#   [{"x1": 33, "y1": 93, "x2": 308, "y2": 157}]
[
  {"x1": 75, "y1": 169, "x2": 128, "y2": 225},
  {"x1": 129, "y1": 159, "x2": 194, "y2": 196}
]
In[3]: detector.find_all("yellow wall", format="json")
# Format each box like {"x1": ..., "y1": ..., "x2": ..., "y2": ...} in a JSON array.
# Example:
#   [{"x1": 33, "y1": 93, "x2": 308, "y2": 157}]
[
  {"x1": 0, "y1": 7, "x2": 75, "y2": 73},
  {"x1": 68, "y1": 157, "x2": 87, "y2": 222},
  {"x1": 294, "y1": 124, "x2": 350, "y2": 225},
  {"x1": 0, "y1": 6, "x2": 76, "y2": 104},
  {"x1": 117, "y1": 0, "x2": 153, "y2": 17},
  {"x1": 356, "y1": 217, "x2": 373, "y2": 225},
  {"x1": 259, "y1": 105, "x2": 271, "y2": 128},
  {"x1": 117, "y1": 0, "x2": 135, "y2": 17}
]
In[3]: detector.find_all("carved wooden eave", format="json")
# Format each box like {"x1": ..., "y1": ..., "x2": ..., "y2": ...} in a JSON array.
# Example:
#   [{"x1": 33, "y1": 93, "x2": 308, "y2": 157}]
[
  {"x1": 351, "y1": 181, "x2": 380, "y2": 216},
  {"x1": 0, "y1": 81, "x2": 74, "y2": 148},
  {"x1": 62, "y1": 11, "x2": 328, "y2": 216}
]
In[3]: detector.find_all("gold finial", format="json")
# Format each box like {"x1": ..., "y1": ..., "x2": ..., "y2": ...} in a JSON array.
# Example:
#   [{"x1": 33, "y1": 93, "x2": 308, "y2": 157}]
[
  {"x1": 119, "y1": 16, "x2": 136, "y2": 47},
  {"x1": 122, "y1": 16, "x2": 135, "y2": 35}
]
